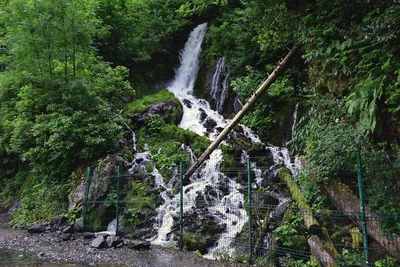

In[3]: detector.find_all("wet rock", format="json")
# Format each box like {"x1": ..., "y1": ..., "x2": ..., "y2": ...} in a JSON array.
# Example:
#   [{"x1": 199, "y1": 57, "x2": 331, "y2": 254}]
[
  {"x1": 50, "y1": 216, "x2": 68, "y2": 226},
  {"x1": 203, "y1": 118, "x2": 217, "y2": 131},
  {"x1": 74, "y1": 220, "x2": 84, "y2": 233},
  {"x1": 27, "y1": 224, "x2": 46, "y2": 234},
  {"x1": 199, "y1": 108, "x2": 207, "y2": 122},
  {"x1": 106, "y1": 236, "x2": 123, "y2": 248},
  {"x1": 125, "y1": 240, "x2": 150, "y2": 250},
  {"x1": 83, "y1": 232, "x2": 95, "y2": 239},
  {"x1": 131, "y1": 227, "x2": 153, "y2": 240},
  {"x1": 182, "y1": 99, "x2": 192, "y2": 108},
  {"x1": 62, "y1": 225, "x2": 74, "y2": 234},
  {"x1": 9, "y1": 199, "x2": 21, "y2": 213},
  {"x1": 61, "y1": 233, "x2": 72, "y2": 241},
  {"x1": 91, "y1": 236, "x2": 106, "y2": 249}
]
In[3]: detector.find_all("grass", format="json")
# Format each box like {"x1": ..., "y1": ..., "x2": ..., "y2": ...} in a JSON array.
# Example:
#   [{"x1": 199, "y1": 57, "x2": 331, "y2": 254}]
[{"x1": 125, "y1": 89, "x2": 177, "y2": 114}]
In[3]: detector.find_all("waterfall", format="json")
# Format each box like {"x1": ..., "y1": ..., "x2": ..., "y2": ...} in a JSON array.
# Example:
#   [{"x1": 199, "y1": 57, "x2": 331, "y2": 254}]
[
  {"x1": 149, "y1": 23, "x2": 300, "y2": 258},
  {"x1": 168, "y1": 23, "x2": 208, "y2": 95},
  {"x1": 211, "y1": 57, "x2": 230, "y2": 113}
]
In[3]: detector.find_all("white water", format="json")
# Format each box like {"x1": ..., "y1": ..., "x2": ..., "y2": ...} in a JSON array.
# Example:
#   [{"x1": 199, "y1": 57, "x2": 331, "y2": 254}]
[
  {"x1": 267, "y1": 103, "x2": 299, "y2": 177},
  {"x1": 149, "y1": 23, "x2": 300, "y2": 258},
  {"x1": 211, "y1": 57, "x2": 230, "y2": 113},
  {"x1": 149, "y1": 23, "x2": 247, "y2": 257}
]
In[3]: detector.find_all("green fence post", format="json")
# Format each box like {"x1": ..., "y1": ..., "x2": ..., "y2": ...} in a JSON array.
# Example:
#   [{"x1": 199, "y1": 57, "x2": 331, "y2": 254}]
[
  {"x1": 83, "y1": 167, "x2": 92, "y2": 231},
  {"x1": 247, "y1": 157, "x2": 253, "y2": 264},
  {"x1": 179, "y1": 162, "x2": 184, "y2": 250},
  {"x1": 357, "y1": 152, "x2": 369, "y2": 266},
  {"x1": 116, "y1": 165, "x2": 120, "y2": 236}
]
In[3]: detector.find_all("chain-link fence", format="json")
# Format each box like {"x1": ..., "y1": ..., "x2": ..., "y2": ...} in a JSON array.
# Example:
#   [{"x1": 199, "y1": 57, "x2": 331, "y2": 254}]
[{"x1": 83, "y1": 153, "x2": 400, "y2": 266}]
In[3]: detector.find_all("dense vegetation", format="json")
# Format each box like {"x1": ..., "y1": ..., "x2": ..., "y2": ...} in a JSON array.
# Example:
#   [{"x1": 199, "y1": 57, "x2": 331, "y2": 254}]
[{"x1": 0, "y1": 0, "x2": 399, "y2": 265}]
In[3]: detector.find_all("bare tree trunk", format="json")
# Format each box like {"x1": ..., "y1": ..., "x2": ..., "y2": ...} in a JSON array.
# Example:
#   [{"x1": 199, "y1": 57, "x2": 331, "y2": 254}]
[
  {"x1": 325, "y1": 180, "x2": 400, "y2": 261},
  {"x1": 184, "y1": 46, "x2": 299, "y2": 180}
]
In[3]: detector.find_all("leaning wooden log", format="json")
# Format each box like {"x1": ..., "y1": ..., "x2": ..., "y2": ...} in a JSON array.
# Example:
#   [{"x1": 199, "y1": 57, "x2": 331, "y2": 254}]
[
  {"x1": 325, "y1": 179, "x2": 400, "y2": 261},
  {"x1": 308, "y1": 235, "x2": 337, "y2": 267},
  {"x1": 278, "y1": 168, "x2": 320, "y2": 234},
  {"x1": 184, "y1": 46, "x2": 299, "y2": 180}
]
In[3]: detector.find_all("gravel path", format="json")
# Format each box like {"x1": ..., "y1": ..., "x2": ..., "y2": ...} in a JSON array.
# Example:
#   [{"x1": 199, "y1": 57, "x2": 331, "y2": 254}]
[{"x1": 0, "y1": 227, "x2": 249, "y2": 267}]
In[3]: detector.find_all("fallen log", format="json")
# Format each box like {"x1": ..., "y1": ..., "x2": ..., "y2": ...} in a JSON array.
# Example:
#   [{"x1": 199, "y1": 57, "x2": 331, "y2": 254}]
[
  {"x1": 325, "y1": 179, "x2": 400, "y2": 261},
  {"x1": 184, "y1": 46, "x2": 299, "y2": 180},
  {"x1": 308, "y1": 235, "x2": 337, "y2": 267},
  {"x1": 278, "y1": 168, "x2": 320, "y2": 234}
]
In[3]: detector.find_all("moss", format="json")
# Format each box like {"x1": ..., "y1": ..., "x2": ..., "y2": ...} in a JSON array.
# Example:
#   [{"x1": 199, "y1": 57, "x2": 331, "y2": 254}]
[
  {"x1": 123, "y1": 180, "x2": 156, "y2": 229},
  {"x1": 182, "y1": 233, "x2": 208, "y2": 254},
  {"x1": 134, "y1": 120, "x2": 211, "y2": 181},
  {"x1": 125, "y1": 89, "x2": 177, "y2": 114}
]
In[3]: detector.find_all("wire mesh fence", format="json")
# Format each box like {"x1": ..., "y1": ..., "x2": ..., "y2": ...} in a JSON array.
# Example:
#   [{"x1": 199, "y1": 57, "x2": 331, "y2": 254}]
[{"x1": 82, "y1": 152, "x2": 400, "y2": 266}]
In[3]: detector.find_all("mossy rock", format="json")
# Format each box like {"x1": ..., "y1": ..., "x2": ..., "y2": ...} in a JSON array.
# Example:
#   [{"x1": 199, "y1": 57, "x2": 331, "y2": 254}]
[
  {"x1": 182, "y1": 233, "x2": 208, "y2": 254},
  {"x1": 125, "y1": 89, "x2": 183, "y2": 129}
]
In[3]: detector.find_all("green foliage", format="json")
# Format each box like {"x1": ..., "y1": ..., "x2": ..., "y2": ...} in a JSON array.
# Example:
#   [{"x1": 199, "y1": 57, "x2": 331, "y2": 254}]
[
  {"x1": 292, "y1": 96, "x2": 367, "y2": 181},
  {"x1": 231, "y1": 67, "x2": 296, "y2": 142},
  {"x1": 296, "y1": 173, "x2": 328, "y2": 213},
  {"x1": 375, "y1": 257, "x2": 399, "y2": 267},
  {"x1": 125, "y1": 89, "x2": 177, "y2": 114},
  {"x1": 134, "y1": 115, "x2": 210, "y2": 180},
  {"x1": 301, "y1": 1, "x2": 400, "y2": 142},
  {"x1": 273, "y1": 223, "x2": 298, "y2": 247},
  {"x1": 10, "y1": 178, "x2": 69, "y2": 227},
  {"x1": 123, "y1": 180, "x2": 155, "y2": 228},
  {"x1": 182, "y1": 233, "x2": 207, "y2": 254},
  {"x1": 1, "y1": 0, "x2": 101, "y2": 81},
  {"x1": 0, "y1": 0, "x2": 133, "y2": 222},
  {"x1": 279, "y1": 255, "x2": 320, "y2": 267}
]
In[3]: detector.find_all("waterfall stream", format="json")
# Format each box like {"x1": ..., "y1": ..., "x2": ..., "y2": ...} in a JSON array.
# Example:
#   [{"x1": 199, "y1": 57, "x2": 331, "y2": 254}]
[{"x1": 133, "y1": 23, "x2": 300, "y2": 258}]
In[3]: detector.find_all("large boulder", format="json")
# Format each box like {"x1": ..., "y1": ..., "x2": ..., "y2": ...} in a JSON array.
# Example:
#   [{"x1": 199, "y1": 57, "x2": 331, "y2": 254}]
[
  {"x1": 127, "y1": 98, "x2": 183, "y2": 128},
  {"x1": 27, "y1": 224, "x2": 47, "y2": 234},
  {"x1": 91, "y1": 236, "x2": 106, "y2": 249},
  {"x1": 68, "y1": 155, "x2": 125, "y2": 210}
]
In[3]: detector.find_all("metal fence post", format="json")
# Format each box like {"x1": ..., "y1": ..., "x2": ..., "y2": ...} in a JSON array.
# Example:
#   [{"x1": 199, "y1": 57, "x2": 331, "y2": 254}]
[
  {"x1": 357, "y1": 152, "x2": 369, "y2": 266},
  {"x1": 247, "y1": 158, "x2": 253, "y2": 264},
  {"x1": 179, "y1": 162, "x2": 184, "y2": 250},
  {"x1": 83, "y1": 167, "x2": 92, "y2": 231},
  {"x1": 116, "y1": 165, "x2": 121, "y2": 236}
]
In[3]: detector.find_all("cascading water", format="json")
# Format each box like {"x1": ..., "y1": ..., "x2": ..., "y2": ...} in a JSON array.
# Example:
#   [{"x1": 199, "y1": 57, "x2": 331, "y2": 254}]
[
  {"x1": 267, "y1": 103, "x2": 299, "y2": 177},
  {"x1": 150, "y1": 23, "x2": 247, "y2": 256},
  {"x1": 211, "y1": 57, "x2": 230, "y2": 113},
  {"x1": 148, "y1": 23, "x2": 300, "y2": 258}
]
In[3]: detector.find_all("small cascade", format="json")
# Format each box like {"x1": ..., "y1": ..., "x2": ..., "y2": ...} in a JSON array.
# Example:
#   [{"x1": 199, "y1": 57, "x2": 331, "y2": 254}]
[
  {"x1": 211, "y1": 57, "x2": 230, "y2": 113},
  {"x1": 181, "y1": 144, "x2": 197, "y2": 165},
  {"x1": 267, "y1": 104, "x2": 300, "y2": 177},
  {"x1": 290, "y1": 103, "x2": 299, "y2": 142},
  {"x1": 123, "y1": 122, "x2": 137, "y2": 152}
]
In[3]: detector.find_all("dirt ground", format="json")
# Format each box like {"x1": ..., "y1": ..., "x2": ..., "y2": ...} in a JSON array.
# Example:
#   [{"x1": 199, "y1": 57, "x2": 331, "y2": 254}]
[{"x1": 0, "y1": 226, "x2": 251, "y2": 267}]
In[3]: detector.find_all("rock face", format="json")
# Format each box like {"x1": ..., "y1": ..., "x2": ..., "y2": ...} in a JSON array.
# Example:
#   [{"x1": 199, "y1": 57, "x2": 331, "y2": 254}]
[
  {"x1": 68, "y1": 154, "x2": 125, "y2": 216},
  {"x1": 127, "y1": 99, "x2": 183, "y2": 128}
]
